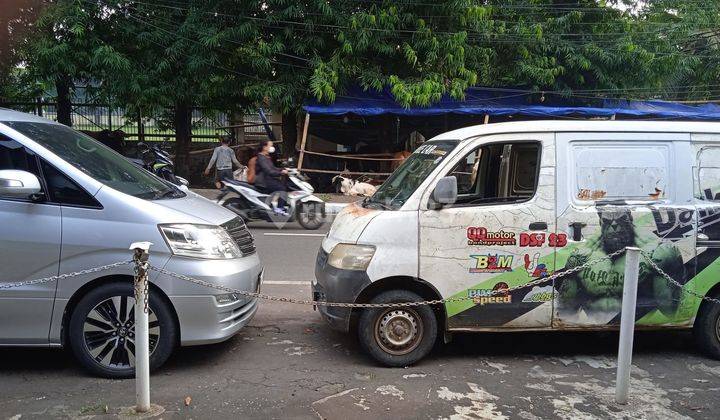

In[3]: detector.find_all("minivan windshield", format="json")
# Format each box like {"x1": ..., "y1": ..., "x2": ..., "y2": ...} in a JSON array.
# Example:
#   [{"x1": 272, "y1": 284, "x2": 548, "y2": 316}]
[
  {"x1": 4, "y1": 121, "x2": 184, "y2": 200},
  {"x1": 365, "y1": 140, "x2": 458, "y2": 210}
]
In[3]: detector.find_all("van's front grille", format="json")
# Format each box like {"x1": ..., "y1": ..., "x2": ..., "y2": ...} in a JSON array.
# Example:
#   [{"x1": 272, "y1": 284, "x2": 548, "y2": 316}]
[{"x1": 222, "y1": 217, "x2": 256, "y2": 256}]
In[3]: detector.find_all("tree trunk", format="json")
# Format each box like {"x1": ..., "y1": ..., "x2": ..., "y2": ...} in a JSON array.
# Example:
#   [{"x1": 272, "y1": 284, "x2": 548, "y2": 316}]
[
  {"x1": 55, "y1": 76, "x2": 73, "y2": 126},
  {"x1": 282, "y1": 110, "x2": 298, "y2": 158},
  {"x1": 174, "y1": 101, "x2": 193, "y2": 176}
]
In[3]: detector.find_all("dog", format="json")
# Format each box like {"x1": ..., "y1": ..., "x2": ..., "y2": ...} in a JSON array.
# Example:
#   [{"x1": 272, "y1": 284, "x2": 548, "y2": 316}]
[{"x1": 332, "y1": 175, "x2": 377, "y2": 196}]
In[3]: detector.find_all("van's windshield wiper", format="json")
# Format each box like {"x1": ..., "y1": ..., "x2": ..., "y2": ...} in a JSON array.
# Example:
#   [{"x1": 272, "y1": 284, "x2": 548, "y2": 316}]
[
  {"x1": 363, "y1": 196, "x2": 393, "y2": 210},
  {"x1": 155, "y1": 188, "x2": 183, "y2": 200}
]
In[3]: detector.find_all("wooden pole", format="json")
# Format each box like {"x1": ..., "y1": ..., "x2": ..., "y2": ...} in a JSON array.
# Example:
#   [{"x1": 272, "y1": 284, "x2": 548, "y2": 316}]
[
  {"x1": 484, "y1": 114, "x2": 490, "y2": 124},
  {"x1": 297, "y1": 113, "x2": 310, "y2": 170}
]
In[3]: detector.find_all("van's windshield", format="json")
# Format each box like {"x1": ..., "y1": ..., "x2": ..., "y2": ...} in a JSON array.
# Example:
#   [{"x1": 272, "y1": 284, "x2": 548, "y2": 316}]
[
  {"x1": 4, "y1": 121, "x2": 184, "y2": 200},
  {"x1": 364, "y1": 140, "x2": 458, "y2": 210}
]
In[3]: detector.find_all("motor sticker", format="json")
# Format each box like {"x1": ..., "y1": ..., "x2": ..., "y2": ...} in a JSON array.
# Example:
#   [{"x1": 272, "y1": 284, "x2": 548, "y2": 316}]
[
  {"x1": 468, "y1": 282, "x2": 512, "y2": 305},
  {"x1": 522, "y1": 285, "x2": 554, "y2": 303},
  {"x1": 469, "y1": 254, "x2": 513, "y2": 273},
  {"x1": 548, "y1": 233, "x2": 568, "y2": 247},
  {"x1": 523, "y1": 253, "x2": 549, "y2": 278},
  {"x1": 467, "y1": 227, "x2": 516, "y2": 246},
  {"x1": 519, "y1": 232, "x2": 545, "y2": 247}
]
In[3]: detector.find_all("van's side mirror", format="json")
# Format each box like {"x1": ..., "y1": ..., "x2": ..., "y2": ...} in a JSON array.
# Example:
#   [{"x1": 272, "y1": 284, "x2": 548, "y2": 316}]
[
  {"x1": 0, "y1": 170, "x2": 42, "y2": 199},
  {"x1": 176, "y1": 176, "x2": 190, "y2": 187},
  {"x1": 429, "y1": 176, "x2": 457, "y2": 210}
]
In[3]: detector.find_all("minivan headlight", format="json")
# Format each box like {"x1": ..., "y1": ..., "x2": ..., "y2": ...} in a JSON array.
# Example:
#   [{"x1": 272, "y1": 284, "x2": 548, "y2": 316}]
[
  {"x1": 159, "y1": 224, "x2": 241, "y2": 259},
  {"x1": 327, "y1": 244, "x2": 376, "y2": 271}
]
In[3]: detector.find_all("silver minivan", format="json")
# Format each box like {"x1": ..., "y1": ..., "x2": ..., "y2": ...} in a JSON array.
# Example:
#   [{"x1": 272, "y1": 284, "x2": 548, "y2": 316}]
[{"x1": 0, "y1": 109, "x2": 262, "y2": 377}]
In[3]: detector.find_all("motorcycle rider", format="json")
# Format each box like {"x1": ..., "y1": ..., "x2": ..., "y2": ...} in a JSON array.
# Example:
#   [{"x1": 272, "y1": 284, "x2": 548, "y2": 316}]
[{"x1": 254, "y1": 140, "x2": 289, "y2": 215}]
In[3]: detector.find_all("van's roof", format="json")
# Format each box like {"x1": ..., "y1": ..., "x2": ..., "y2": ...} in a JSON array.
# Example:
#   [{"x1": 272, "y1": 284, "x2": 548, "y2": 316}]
[
  {"x1": 433, "y1": 120, "x2": 720, "y2": 141},
  {"x1": 0, "y1": 108, "x2": 60, "y2": 124}
]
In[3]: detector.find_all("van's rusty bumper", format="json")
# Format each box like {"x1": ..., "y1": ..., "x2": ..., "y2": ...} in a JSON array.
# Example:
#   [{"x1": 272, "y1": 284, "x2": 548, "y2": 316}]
[{"x1": 313, "y1": 248, "x2": 371, "y2": 332}]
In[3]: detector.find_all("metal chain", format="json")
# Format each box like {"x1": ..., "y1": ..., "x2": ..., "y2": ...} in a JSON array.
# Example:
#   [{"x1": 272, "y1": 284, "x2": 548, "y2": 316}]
[
  {"x1": 0, "y1": 261, "x2": 132, "y2": 290},
  {"x1": 132, "y1": 250, "x2": 150, "y2": 314},
  {"x1": 149, "y1": 247, "x2": 627, "y2": 308},
  {"x1": 640, "y1": 250, "x2": 720, "y2": 305},
  {"x1": 7, "y1": 247, "x2": 718, "y2": 309}
]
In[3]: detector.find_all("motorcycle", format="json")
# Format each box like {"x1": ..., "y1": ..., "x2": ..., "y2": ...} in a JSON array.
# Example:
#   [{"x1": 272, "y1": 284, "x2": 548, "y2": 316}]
[
  {"x1": 217, "y1": 167, "x2": 326, "y2": 230},
  {"x1": 131, "y1": 141, "x2": 188, "y2": 186}
]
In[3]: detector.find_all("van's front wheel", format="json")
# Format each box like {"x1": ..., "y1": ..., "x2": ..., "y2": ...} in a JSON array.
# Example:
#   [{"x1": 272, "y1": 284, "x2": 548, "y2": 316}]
[
  {"x1": 357, "y1": 290, "x2": 437, "y2": 367},
  {"x1": 693, "y1": 291, "x2": 720, "y2": 359}
]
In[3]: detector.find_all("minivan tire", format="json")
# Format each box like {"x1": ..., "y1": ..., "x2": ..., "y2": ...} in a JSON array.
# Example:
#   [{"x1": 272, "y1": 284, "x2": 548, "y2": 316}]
[
  {"x1": 357, "y1": 290, "x2": 438, "y2": 367},
  {"x1": 693, "y1": 291, "x2": 720, "y2": 359},
  {"x1": 68, "y1": 282, "x2": 177, "y2": 378}
]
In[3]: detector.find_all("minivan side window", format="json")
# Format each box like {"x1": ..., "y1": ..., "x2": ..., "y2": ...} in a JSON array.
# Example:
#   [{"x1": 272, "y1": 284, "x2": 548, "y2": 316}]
[
  {"x1": 446, "y1": 141, "x2": 540, "y2": 206},
  {"x1": 697, "y1": 147, "x2": 720, "y2": 201},
  {"x1": 0, "y1": 134, "x2": 41, "y2": 200},
  {"x1": 572, "y1": 142, "x2": 670, "y2": 202},
  {"x1": 41, "y1": 160, "x2": 101, "y2": 207}
]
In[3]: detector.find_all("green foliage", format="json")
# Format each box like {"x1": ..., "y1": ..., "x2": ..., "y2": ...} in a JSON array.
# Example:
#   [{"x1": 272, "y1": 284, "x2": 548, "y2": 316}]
[{"x1": 7, "y1": 0, "x2": 720, "y2": 118}]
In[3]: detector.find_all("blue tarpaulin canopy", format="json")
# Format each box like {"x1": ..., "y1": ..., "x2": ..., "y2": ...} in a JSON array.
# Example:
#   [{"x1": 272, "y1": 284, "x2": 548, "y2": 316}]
[{"x1": 303, "y1": 86, "x2": 720, "y2": 120}]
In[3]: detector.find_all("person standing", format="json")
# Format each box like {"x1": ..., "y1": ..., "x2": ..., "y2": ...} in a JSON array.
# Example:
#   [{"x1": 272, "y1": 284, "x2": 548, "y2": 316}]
[{"x1": 204, "y1": 136, "x2": 241, "y2": 189}]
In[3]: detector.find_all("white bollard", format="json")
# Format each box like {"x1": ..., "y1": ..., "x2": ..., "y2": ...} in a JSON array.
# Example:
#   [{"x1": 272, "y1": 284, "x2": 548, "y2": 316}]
[
  {"x1": 615, "y1": 246, "x2": 641, "y2": 404},
  {"x1": 130, "y1": 242, "x2": 153, "y2": 413}
]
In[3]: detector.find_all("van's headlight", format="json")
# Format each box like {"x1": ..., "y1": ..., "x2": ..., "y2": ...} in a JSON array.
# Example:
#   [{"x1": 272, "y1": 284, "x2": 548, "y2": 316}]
[
  {"x1": 327, "y1": 244, "x2": 376, "y2": 271},
  {"x1": 159, "y1": 224, "x2": 241, "y2": 259}
]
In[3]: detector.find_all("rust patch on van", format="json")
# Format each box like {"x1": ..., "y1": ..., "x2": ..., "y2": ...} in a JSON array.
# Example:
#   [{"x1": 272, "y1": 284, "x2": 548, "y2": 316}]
[
  {"x1": 577, "y1": 189, "x2": 607, "y2": 200},
  {"x1": 345, "y1": 202, "x2": 376, "y2": 217},
  {"x1": 648, "y1": 187, "x2": 663, "y2": 200}
]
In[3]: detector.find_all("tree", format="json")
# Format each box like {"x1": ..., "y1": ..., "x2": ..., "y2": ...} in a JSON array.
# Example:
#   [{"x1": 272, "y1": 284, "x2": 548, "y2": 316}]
[
  {"x1": 0, "y1": 0, "x2": 44, "y2": 102},
  {"x1": 13, "y1": 0, "x2": 131, "y2": 125},
  {"x1": 640, "y1": 0, "x2": 720, "y2": 101}
]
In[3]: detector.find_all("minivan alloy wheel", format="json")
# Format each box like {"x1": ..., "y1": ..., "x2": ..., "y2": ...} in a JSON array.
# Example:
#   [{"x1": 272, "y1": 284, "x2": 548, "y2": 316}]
[{"x1": 83, "y1": 296, "x2": 159, "y2": 369}]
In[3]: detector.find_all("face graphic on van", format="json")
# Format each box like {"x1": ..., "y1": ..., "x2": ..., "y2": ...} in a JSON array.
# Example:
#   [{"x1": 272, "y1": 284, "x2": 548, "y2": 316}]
[
  {"x1": 557, "y1": 208, "x2": 686, "y2": 321},
  {"x1": 598, "y1": 210, "x2": 636, "y2": 254}
]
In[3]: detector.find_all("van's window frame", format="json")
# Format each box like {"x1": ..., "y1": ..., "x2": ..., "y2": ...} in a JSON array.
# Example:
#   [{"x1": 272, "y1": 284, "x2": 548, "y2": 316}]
[
  {"x1": 430, "y1": 139, "x2": 543, "y2": 209},
  {"x1": 0, "y1": 131, "x2": 103, "y2": 209},
  {"x1": 0, "y1": 133, "x2": 44, "y2": 204},
  {"x1": 569, "y1": 140, "x2": 673, "y2": 206},
  {"x1": 695, "y1": 145, "x2": 720, "y2": 202},
  {"x1": 37, "y1": 158, "x2": 103, "y2": 209}
]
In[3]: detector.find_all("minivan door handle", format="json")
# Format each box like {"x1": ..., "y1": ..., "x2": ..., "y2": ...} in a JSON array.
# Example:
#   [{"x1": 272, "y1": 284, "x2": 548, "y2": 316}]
[
  {"x1": 570, "y1": 222, "x2": 587, "y2": 241},
  {"x1": 528, "y1": 222, "x2": 548, "y2": 231}
]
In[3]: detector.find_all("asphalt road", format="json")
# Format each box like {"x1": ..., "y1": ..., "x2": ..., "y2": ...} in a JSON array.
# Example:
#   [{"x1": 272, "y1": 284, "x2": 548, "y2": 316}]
[{"x1": 2, "y1": 221, "x2": 720, "y2": 419}]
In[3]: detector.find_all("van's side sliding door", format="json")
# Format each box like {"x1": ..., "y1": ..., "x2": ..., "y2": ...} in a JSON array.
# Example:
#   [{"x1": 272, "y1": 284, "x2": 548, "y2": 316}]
[{"x1": 554, "y1": 132, "x2": 696, "y2": 329}]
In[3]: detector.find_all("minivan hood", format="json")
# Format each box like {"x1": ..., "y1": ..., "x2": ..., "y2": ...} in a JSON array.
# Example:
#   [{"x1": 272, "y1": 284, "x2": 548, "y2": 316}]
[
  {"x1": 323, "y1": 202, "x2": 381, "y2": 251},
  {"x1": 154, "y1": 190, "x2": 235, "y2": 225}
]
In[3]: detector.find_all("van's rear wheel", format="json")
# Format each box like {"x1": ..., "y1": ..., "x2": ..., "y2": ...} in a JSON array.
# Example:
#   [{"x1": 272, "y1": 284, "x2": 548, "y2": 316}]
[
  {"x1": 68, "y1": 282, "x2": 176, "y2": 378},
  {"x1": 693, "y1": 291, "x2": 720, "y2": 359},
  {"x1": 357, "y1": 290, "x2": 437, "y2": 367}
]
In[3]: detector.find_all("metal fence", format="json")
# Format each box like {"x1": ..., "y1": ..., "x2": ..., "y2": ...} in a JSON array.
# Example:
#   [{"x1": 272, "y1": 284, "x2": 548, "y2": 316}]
[{"x1": 0, "y1": 100, "x2": 239, "y2": 143}]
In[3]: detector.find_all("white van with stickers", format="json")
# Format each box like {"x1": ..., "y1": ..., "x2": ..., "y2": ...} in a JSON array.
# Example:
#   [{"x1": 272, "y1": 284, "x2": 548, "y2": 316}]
[{"x1": 313, "y1": 120, "x2": 720, "y2": 366}]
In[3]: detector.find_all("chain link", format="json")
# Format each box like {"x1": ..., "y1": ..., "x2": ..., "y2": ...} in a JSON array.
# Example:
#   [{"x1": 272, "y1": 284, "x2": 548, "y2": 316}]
[
  {"x1": 149, "y1": 247, "x2": 627, "y2": 308},
  {"x1": 0, "y1": 261, "x2": 132, "y2": 290},
  {"x1": 4, "y1": 247, "x2": 720, "y2": 309},
  {"x1": 640, "y1": 250, "x2": 720, "y2": 306},
  {"x1": 132, "y1": 250, "x2": 150, "y2": 314}
]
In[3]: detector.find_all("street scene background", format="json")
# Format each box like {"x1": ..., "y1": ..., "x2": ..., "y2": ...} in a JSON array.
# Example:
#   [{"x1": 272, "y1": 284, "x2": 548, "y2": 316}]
[{"x1": 1, "y1": 220, "x2": 720, "y2": 420}]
